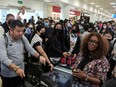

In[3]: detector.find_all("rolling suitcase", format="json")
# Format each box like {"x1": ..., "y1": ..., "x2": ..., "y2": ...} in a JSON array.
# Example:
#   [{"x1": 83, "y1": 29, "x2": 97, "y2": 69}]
[{"x1": 45, "y1": 65, "x2": 72, "y2": 87}]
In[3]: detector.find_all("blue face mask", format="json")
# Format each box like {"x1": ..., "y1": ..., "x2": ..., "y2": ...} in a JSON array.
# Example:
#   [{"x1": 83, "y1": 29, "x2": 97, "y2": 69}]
[{"x1": 44, "y1": 22, "x2": 49, "y2": 27}]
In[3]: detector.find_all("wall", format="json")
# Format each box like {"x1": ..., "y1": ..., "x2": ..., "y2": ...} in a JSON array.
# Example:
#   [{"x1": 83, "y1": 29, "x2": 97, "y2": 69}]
[
  {"x1": 0, "y1": 0, "x2": 47, "y2": 18},
  {"x1": 59, "y1": 0, "x2": 111, "y2": 22}
]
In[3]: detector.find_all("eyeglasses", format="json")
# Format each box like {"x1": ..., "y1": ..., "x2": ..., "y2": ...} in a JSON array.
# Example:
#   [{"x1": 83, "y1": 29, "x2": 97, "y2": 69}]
[{"x1": 88, "y1": 39, "x2": 98, "y2": 45}]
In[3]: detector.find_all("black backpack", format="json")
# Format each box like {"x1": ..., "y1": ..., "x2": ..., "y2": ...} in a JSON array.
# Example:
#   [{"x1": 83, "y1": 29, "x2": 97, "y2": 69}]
[{"x1": 24, "y1": 30, "x2": 35, "y2": 43}]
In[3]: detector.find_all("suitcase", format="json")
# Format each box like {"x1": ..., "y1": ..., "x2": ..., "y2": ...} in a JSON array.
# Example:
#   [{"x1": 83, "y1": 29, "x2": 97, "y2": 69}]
[{"x1": 45, "y1": 65, "x2": 72, "y2": 87}]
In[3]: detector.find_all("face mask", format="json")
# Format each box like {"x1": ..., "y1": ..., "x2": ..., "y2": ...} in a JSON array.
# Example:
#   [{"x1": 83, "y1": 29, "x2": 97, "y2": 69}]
[
  {"x1": 55, "y1": 29, "x2": 62, "y2": 33},
  {"x1": 72, "y1": 30, "x2": 77, "y2": 34},
  {"x1": 81, "y1": 21, "x2": 84, "y2": 24},
  {"x1": 68, "y1": 23, "x2": 71, "y2": 27},
  {"x1": 107, "y1": 38, "x2": 112, "y2": 42},
  {"x1": 44, "y1": 22, "x2": 49, "y2": 27},
  {"x1": 94, "y1": 25, "x2": 97, "y2": 27},
  {"x1": 29, "y1": 25, "x2": 33, "y2": 28},
  {"x1": 51, "y1": 24, "x2": 54, "y2": 28},
  {"x1": 103, "y1": 26, "x2": 107, "y2": 29},
  {"x1": 40, "y1": 33, "x2": 44, "y2": 38}
]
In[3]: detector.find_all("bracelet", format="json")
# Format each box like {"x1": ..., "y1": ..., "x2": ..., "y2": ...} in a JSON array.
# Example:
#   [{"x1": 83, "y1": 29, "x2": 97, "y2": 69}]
[
  {"x1": 14, "y1": 66, "x2": 20, "y2": 72},
  {"x1": 49, "y1": 63, "x2": 52, "y2": 65}
]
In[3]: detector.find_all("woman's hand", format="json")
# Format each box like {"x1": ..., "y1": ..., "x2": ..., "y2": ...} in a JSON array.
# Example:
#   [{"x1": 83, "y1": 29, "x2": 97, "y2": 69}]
[
  {"x1": 49, "y1": 63, "x2": 54, "y2": 71},
  {"x1": 63, "y1": 52, "x2": 68, "y2": 57},
  {"x1": 72, "y1": 69, "x2": 86, "y2": 79},
  {"x1": 73, "y1": 54, "x2": 77, "y2": 58}
]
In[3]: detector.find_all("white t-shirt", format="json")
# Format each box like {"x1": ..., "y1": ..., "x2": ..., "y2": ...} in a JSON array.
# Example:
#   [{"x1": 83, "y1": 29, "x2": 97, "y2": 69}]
[{"x1": 17, "y1": 11, "x2": 27, "y2": 22}]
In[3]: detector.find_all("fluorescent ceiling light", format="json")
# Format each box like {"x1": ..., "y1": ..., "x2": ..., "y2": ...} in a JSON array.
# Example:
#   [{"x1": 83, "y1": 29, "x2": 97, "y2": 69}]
[
  {"x1": 100, "y1": 8, "x2": 103, "y2": 9},
  {"x1": 90, "y1": 2, "x2": 95, "y2": 5},
  {"x1": 110, "y1": 3, "x2": 116, "y2": 5},
  {"x1": 44, "y1": 0, "x2": 51, "y2": 2},
  {"x1": 96, "y1": 5, "x2": 100, "y2": 7}
]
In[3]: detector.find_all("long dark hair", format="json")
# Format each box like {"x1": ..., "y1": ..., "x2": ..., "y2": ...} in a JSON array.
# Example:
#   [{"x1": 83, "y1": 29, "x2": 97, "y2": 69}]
[{"x1": 49, "y1": 22, "x2": 64, "y2": 41}]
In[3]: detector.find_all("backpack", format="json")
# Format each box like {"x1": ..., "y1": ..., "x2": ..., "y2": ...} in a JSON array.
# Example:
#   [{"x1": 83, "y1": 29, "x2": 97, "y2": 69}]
[
  {"x1": 3, "y1": 33, "x2": 30, "y2": 62},
  {"x1": 3, "y1": 33, "x2": 25, "y2": 48},
  {"x1": 24, "y1": 29, "x2": 34, "y2": 43}
]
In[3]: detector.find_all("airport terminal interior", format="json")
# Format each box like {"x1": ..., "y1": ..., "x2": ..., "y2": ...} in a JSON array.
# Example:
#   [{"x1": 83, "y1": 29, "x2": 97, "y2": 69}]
[{"x1": 1, "y1": 0, "x2": 116, "y2": 87}]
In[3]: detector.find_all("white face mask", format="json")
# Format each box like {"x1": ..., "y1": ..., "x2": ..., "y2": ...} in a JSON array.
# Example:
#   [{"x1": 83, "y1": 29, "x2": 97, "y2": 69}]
[
  {"x1": 81, "y1": 22, "x2": 84, "y2": 24},
  {"x1": 94, "y1": 25, "x2": 97, "y2": 27},
  {"x1": 103, "y1": 26, "x2": 107, "y2": 29},
  {"x1": 51, "y1": 24, "x2": 54, "y2": 28},
  {"x1": 29, "y1": 25, "x2": 33, "y2": 28}
]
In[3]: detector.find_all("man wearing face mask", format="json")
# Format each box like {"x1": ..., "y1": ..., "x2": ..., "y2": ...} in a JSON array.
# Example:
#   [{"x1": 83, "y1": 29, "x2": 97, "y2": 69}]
[
  {"x1": 1, "y1": 14, "x2": 15, "y2": 33},
  {"x1": 24, "y1": 23, "x2": 34, "y2": 42},
  {"x1": 42, "y1": 18, "x2": 53, "y2": 46}
]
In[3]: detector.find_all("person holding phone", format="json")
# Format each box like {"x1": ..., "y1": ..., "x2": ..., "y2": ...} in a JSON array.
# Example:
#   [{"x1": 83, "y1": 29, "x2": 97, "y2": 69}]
[{"x1": 72, "y1": 32, "x2": 110, "y2": 87}]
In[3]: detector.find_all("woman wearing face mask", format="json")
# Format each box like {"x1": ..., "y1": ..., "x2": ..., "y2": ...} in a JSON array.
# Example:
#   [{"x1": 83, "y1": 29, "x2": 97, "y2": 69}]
[
  {"x1": 44, "y1": 23, "x2": 69, "y2": 65},
  {"x1": 100, "y1": 23, "x2": 108, "y2": 35},
  {"x1": 69, "y1": 25, "x2": 81, "y2": 58},
  {"x1": 30, "y1": 24, "x2": 54, "y2": 72}
]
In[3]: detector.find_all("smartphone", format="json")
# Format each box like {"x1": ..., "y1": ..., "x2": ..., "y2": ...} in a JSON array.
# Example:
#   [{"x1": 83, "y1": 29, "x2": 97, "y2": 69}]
[{"x1": 73, "y1": 69, "x2": 80, "y2": 73}]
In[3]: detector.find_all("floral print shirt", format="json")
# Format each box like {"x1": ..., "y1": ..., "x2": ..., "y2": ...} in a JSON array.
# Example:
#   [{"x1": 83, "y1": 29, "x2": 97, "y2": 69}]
[{"x1": 73, "y1": 53, "x2": 110, "y2": 87}]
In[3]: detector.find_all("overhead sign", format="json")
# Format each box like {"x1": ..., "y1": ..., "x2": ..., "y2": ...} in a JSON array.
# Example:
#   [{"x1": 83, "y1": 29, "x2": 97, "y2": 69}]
[
  {"x1": 18, "y1": 0, "x2": 23, "y2": 4},
  {"x1": 69, "y1": 10, "x2": 81, "y2": 16},
  {"x1": 53, "y1": 6, "x2": 61, "y2": 13}
]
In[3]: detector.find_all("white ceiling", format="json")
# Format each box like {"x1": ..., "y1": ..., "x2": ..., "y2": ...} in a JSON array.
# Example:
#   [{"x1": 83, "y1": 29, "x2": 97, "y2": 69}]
[
  {"x1": 39, "y1": 0, "x2": 116, "y2": 14},
  {"x1": 81, "y1": 0, "x2": 116, "y2": 14}
]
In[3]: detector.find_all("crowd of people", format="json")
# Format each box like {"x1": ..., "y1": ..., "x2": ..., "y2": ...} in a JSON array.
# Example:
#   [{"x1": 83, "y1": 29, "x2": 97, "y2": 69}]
[{"x1": 0, "y1": 11, "x2": 116, "y2": 87}]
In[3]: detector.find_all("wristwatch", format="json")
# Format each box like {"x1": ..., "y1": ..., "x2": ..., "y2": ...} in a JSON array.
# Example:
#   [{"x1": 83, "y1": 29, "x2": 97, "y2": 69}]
[{"x1": 14, "y1": 66, "x2": 20, "y2": 72}]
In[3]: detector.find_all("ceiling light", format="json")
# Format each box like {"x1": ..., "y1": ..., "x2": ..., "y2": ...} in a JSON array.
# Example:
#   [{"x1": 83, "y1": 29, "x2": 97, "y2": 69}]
[
  {"x1": 110, "y1": 3, "x2": 116, "y2": 5},
  {"x1": 96, "y1": 5, "x2": 100, "y2": 7},
  {"x1": 100, "y1": 8, "x2": 103, "y2": 10},
  {"x1": 90, "y1": 2, "x2": 95, "y2": 5},
  {"x1": 44, "y1": 0, "x2": 51, "y2": 2}
]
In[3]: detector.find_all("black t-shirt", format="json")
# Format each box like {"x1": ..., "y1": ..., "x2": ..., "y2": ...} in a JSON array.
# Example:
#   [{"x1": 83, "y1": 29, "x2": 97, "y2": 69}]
[{"x1": 77, "y1": 55, "x2": 93, "y2": 70}]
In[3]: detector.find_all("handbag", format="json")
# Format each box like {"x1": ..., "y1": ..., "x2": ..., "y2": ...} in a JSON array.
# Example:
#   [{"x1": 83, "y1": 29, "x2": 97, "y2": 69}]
[{"x1": 60, "y1": 56, "x2": 76, "y2": 66}]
